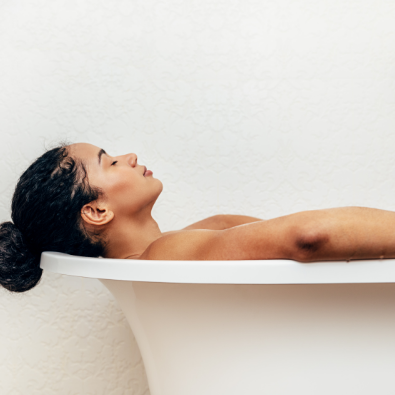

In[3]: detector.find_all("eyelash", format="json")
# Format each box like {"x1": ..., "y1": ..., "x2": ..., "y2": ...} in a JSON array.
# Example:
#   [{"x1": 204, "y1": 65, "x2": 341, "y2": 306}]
[{"x1": 111, "y1": 161, "x2": 118, "y2": 166}]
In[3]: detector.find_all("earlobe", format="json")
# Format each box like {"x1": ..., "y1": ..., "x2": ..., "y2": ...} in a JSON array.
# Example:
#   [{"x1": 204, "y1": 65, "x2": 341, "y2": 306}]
[{"x1": 81, "y1": 203, "x2": 114, "y2": 226}]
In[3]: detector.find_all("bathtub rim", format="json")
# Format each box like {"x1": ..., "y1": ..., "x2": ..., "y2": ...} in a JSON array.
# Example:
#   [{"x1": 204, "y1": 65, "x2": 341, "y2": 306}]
[{"x1": 40, "y1": 251, "x2": 395, "y2": 284}]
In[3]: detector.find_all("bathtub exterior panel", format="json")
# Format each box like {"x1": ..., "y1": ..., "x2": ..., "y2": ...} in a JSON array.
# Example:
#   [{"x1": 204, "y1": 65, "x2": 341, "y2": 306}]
[{"x1": 100, "y1": 280, "x2": 395, "y2": 395}]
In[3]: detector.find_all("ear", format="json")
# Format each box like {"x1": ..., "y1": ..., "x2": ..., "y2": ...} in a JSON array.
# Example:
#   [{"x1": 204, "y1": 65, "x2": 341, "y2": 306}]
[{"x1": 80, "y1": 202, "x2": 114, "y2": 226}]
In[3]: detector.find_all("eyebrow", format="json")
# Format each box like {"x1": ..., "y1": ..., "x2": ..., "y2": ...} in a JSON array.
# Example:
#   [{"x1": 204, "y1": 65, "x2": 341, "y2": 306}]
[{"x1": 98, "y1": 148, "x2": 107, "y2": 165}]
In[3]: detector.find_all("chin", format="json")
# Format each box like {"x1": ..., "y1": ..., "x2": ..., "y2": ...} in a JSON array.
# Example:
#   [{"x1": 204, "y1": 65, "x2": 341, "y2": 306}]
[{"x1": 155, "y1": 178, "x2": 164, "y2": 194}]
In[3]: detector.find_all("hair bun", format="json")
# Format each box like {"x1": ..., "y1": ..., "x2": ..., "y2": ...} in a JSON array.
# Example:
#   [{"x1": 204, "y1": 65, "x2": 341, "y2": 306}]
[{"x1": 0, "y1": 221, "x2": 42, "y2": 293}]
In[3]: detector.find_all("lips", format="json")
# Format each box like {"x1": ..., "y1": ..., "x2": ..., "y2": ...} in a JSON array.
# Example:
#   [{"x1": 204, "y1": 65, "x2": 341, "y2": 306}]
[{"x1": 143, "y1": 165, "x2": 153, "y2": 176}]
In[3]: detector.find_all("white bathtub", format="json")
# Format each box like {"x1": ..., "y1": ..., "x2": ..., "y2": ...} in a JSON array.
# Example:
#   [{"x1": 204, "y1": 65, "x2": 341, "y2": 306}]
[{"x1": 41, "y1": 252, "x2": 395, "y2": 395}]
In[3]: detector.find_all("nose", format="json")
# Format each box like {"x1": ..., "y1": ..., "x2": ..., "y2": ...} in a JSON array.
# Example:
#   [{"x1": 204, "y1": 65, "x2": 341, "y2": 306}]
[{"x1": 126, "y1": 153, "x2": 138, "y2": 167}]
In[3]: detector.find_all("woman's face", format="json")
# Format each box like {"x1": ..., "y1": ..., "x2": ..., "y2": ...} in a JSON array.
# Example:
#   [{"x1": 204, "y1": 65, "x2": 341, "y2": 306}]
[{"x1": 69, "y1": 143, "x2": 163, "y2": 219}]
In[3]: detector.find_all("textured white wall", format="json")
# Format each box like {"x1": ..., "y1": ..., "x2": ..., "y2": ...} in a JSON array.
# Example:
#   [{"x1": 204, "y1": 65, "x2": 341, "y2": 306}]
[{"x1": 1, "y1": 0, "x2": 395, "y2": 393}]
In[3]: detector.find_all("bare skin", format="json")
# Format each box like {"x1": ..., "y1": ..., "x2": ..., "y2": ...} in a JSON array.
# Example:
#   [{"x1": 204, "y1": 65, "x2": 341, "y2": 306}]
[{"x1": 69, "y1": 143, "x2": 395, "y2": 262}]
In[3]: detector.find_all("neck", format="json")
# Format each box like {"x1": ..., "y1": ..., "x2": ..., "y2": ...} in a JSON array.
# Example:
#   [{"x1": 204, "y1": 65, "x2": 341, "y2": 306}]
[{"x1": 103, "y1": 209, "x2": 162, "y2": 259}]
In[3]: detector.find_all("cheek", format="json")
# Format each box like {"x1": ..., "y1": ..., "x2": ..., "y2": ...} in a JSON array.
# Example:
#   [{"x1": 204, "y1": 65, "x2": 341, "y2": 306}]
[
  {"x1": 108, "y1": 174, "x2": 147, "y2": 209},
  {"x1": 108, "y1": 175, "x2": 139, "y2": 198}
]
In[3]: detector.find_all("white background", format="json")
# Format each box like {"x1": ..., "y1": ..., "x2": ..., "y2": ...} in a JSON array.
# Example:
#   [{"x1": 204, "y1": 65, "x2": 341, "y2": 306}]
[{"x1": 1, "y1": 0, "x2": 395, "y2": 393}]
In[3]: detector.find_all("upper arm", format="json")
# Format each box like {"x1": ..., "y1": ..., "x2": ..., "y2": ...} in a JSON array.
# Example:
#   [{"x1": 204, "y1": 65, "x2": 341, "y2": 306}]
[
  {"x1": 181, "y1": 215, "x2": 228, "y2": 231},
  {"x1": 141, "y1": 217, "x2": 302, "y2": 261},
  {"x1": 182, "y1": 214, "x2": 263, "y2": 231}
]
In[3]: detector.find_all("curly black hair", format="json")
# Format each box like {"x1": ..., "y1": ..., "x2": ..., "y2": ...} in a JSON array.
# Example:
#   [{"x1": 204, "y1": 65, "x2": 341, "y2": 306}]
[{"x1": 0, "y1": 142, "x2": 107, "y2": 293}]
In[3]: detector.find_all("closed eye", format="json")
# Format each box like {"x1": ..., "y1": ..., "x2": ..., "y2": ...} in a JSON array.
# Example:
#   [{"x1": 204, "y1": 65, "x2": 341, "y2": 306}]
[{"x1": 111, "y1": 161, "x2": 118, "y2": 166}]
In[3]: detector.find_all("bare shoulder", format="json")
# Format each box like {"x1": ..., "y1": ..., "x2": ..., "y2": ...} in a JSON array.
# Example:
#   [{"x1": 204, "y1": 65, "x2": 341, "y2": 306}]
[
  {"x1": 140, "y1": 229, "x2": 222, "y2": 260},
  {"x1": 139, "y1": 217, "x2": 301, "y2": 261}
]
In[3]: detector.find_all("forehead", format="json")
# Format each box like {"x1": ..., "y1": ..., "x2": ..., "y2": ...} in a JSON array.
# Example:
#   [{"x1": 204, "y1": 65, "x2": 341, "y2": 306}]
[{"x1": 68, "y1": 143, "x2": 100, "y2": 162}]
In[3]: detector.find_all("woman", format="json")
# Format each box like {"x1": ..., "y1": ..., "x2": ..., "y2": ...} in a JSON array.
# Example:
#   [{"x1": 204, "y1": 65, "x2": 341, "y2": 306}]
[{"x1": 1, "y1": 142, "x2": 395, "y2": 293}]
